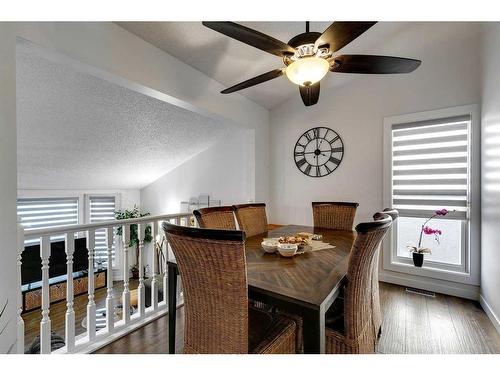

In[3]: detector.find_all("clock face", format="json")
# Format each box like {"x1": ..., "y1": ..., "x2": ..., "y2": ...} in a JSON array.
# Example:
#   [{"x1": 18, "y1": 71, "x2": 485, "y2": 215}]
[{"x1": 294, "y1": 127, "x2": 344, "y2": 178}]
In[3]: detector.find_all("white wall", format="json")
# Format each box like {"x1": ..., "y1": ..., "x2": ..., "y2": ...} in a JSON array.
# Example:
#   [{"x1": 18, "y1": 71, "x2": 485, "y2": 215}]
[
  {"x1": 0, "y1": 24, "x2": 18, "y2": 353},
  {"x1": 15, "y1": 22, "x2": 270, "y2": 204},
  {"x1": 268, "y1": 23, "x2": 482, "y2": 299},
  {"x1": 141, "y1": 128, "x2": 253, "y2": 215},
  {"x1": 480, "y1": 23, "x2": 500, "y2": 332}
]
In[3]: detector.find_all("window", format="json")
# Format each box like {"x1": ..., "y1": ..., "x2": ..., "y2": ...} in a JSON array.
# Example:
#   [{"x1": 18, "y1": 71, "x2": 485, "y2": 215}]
[
  {"x1": 383, "y1": 105, "x2": 479, "y2": 284},
  {"x1": 17, "y1": 197, "x2": 79, "y2": 245},
  {"x1": 88, "y1": 195, "x2": 116, "y2": 267}
]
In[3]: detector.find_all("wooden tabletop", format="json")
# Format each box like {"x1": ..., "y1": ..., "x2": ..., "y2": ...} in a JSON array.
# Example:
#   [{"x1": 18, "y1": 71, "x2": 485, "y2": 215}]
[{"x1": 245, "y1": 225, "x2": 354, "y2": 310}]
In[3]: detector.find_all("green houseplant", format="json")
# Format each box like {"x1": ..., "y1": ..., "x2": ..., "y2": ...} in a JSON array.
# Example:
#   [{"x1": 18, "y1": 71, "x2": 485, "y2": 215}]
[{"x1": 115, "y1": 205, "x2": 153, "y2": 279}]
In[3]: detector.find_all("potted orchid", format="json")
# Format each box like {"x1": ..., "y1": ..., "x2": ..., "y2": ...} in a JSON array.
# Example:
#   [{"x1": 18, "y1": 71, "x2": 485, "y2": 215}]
[{"x1": 407, "y1": 208, "x2": 450, "y2": 267}]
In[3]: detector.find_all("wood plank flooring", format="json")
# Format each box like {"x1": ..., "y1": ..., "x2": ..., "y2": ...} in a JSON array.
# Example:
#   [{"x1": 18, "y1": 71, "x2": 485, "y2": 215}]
[
  {"x1": 376, "y1": 283, "x2": 500, "y2": 354},
  {"x1": 23, "y1": 281, "x2": 500, "y2": 354}
]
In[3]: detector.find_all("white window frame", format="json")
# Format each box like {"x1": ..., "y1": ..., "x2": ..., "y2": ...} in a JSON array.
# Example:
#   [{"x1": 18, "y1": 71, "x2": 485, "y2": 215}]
[
  {"x1": 84, "y1": 193, "x2": 121, "y2": 269},
  {"x1": 382, "y1": 104, "x2": 480, "y2": 285}
]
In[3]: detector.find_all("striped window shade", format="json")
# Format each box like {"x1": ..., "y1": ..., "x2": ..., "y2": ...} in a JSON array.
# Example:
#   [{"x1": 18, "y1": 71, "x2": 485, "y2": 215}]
[
  {"x1": 18, "y1": 197, "x2": 79, "y2": 244},
  {"x1": 391, "y1": 115, "x2": 471, "y2": 220},
  {"x1": 89, "y1": 196, "x2": 116, "y2": 266}
]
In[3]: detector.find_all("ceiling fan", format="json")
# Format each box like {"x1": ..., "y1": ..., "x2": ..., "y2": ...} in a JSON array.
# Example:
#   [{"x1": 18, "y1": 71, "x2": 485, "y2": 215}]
[{"x1": 202, "y1": 21, "x2": 421, "y2": 106}]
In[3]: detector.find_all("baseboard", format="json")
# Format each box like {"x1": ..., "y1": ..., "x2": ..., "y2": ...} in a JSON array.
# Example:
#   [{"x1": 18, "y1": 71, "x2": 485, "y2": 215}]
[
  {"x1": 379, "y1": 270, "x2": 480, "y2": 300},
  {"x1": 479, "y1": 295, "x2": 500, "y2": 335}
]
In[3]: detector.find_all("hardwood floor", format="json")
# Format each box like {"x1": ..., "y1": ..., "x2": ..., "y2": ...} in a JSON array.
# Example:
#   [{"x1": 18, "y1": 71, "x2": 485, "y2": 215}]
[
  {"x1": 377, "y1": 283, "x2": 500, "y2": 354},
  {"x1": 95, "y1": 282, "x2": 500, "y2": 354},
  {"x1": 23, "y1": 281, "x2": 500, "y2": 354}
]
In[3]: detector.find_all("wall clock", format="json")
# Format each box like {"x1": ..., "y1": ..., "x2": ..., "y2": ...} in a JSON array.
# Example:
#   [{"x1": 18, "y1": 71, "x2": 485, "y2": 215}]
[{"x1": 294, "y1": 127, "x2": 344, "y2": 177}]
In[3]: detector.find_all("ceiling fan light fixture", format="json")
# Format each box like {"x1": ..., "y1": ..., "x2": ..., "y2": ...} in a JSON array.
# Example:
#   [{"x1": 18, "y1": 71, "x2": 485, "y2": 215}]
[{"x1": 285, "y1": 57, "x2": 330, "y2": 86}]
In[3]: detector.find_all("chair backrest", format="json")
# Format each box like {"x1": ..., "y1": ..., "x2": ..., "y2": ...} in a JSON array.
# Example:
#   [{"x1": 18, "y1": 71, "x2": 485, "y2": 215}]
[
  {"x1": 311, "y1": 201, "x2": 359, "y2": 230},
  {"x1": 232, "y1": 203, "x2": 268, "y2": 238},
  {"x1": 374, "y1": 208, "x2": 399, "y2": 222},
  {"x1": 193, "y1": 206, "x2": 236, "y2": 230},
  {"x1": 343, "y1": 213, "x2": 392, "y2": 342},
  {"x1": 162, "y1": 223, "x2": 248, "y2": 354}
]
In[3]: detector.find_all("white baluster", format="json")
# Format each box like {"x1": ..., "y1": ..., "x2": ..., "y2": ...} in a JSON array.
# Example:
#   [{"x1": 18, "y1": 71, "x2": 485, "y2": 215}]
[
  {"x1": 16, "y1": 221, "x2": 24, "y2": 354},
  {"x1": 150, "y1": 221, "x2": 159, "y2": 310},
  {"x1": 105, "y1": 226, "x2": 114, "y2": 332},
  {"x1": 163, "y1": 232, "x2": 168, "y2": 305},
  {"x1": 39, "y1": 235, "x2": 51, "y2": 354},
  {"x1": 86, "y1": 230, "x2": 96, "y2": 341},
  {"x1": 64, "y1": 232, "x2": 75, "y2": 352},
  {"x1": 122, "y1": 225, "x2": 130, "y2": 323},
  {"x1": 137, "y1": 223, "x2": 146, "y2": 317}
]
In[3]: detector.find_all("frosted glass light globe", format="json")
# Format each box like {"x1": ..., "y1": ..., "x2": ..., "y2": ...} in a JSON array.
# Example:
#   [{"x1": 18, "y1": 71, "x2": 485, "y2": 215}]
[{"x1": 285, "y1": 57, "x2": 330, "y2": 86}]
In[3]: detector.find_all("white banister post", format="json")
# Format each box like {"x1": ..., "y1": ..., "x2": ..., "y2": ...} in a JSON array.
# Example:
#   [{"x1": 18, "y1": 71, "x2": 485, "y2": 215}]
[
  {"x1": 150, "y1": 221, "x2": 159, "y2": 310},
  {"x1": 162, "y1": 227, "x2": 168, "y2": 306},
  {"x1": 39, "y1": 235, "x2": 51, "y2": 354},
  {"x1": 122, "y1": 225, "x2": 130, "y2": 323},
  {"x1": 86, "y1": 230, "x2": 96, "y2": 340},
  {"x1": 64, "y1": 232, "x2": 75, "y2": 352},
  {"x1": 16, "y1": 220, "x2": 24, "y2": 354},
  {"x1": 137, "y1": 223, "x2": 146, "y2": 317},
  {"x1": 105, "y1": 226, "x2": 114, "y2": 332}
]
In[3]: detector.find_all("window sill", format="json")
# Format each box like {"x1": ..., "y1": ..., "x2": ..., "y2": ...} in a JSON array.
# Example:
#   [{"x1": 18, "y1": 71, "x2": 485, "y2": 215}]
[{"x1": 385, "y1": 259, "x2": 477, "y2": 285}]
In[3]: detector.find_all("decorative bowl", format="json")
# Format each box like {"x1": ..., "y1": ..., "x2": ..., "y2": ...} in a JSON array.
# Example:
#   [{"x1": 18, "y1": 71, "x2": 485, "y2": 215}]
[
  {"x1": 261, "y1": 240, "x2": 278, "y2": 253},
  {"x1": 277, "y1": 243, "x2": 298, "y2": 257}
]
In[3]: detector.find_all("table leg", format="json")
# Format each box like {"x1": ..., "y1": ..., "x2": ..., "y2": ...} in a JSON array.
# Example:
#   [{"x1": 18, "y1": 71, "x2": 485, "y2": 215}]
[
  {"x1": 302, "y1": 309, "x2": 325, "y2": 354},
  {"x1": 168, "y1": 264, "x2": 178, "y2": 354}
]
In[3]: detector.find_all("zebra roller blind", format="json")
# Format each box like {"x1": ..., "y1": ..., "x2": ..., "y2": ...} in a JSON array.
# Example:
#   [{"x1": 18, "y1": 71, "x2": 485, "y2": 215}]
[
  {"x1": 391, "y1": 114, "x2": 471, "y2": 220},
  {"x1": 18, "y1": 197, "x2": 79, "y2": 244},
  {"x1": 89, "y1": 196, "x2": 116, "y2": 266}
]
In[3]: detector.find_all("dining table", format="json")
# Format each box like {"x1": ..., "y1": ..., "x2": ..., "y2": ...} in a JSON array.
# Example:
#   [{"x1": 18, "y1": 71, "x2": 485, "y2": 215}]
[{"x1": 166, "y1": 224, "x2": 355, "y2": 354}]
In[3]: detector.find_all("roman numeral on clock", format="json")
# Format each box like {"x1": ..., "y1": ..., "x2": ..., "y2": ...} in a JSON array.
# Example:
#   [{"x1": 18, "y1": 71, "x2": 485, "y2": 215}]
[
  {"x1": 304, "y1": 132, "x2": 312, "y2": 142},
  {"x1": 331, "y1": 146, "x2": 344, "y2": 153},
  {"x1": 329, "y1": 135, "x2": 340, "y2": 145},
  {"x1": 329, "y1": 156, "x2": 341, "y2": 165},
  {"x1": 294, "y1": 151, "x2": 305, "y2": 157},
  {"x1": 296, "y1": 158, "x2": 307, "y2": 168},
  {"x1": 304, "y1": 164, "x2": 312, "y2": 176}
]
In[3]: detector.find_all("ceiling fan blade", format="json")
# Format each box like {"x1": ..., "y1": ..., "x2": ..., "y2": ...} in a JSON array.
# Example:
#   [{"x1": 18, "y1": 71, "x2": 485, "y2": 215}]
[
  {"x1": 299, "y1": 82, "x2": 320, "y2": 106},
  {"x1": 315, "y1": 22, "x2": 377, "y2": 52},
  {"x1": 221, "y1": 69, "x2": 284, "y2": 94},
  {"x1": 202, "y1": 22, "x2": 295, "y2": 57},
  {"x1": 330, "y1": 54, "x2": 421, "y2": 74}
]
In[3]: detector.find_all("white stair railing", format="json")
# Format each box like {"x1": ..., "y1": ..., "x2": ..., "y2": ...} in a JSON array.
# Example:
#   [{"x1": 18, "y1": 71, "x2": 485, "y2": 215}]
[{"x1": 18, "y1": 212, "x2": 195, "y2": 354}]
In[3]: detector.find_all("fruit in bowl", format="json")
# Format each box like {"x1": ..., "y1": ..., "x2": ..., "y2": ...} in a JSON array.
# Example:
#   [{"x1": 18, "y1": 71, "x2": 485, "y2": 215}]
[{"x1": 278, "y1": 236, "x2": 311, "y2": 246}]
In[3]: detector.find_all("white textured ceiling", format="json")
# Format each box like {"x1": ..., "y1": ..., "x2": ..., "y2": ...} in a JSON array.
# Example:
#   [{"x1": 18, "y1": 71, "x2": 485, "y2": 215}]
[
  {"x1": 17, "y1": 43, "x2": 233, "y2": 190},
  {"x1": 116, "y1": 22, "x2": 413, "y2": 109}
]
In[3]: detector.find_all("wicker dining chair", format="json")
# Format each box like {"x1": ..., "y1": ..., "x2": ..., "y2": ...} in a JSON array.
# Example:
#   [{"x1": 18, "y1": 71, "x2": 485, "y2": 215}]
[
  {"x1": 324, "y1": 212, "x2": 393, "y2": 354},
  {"x1": 371, "y1": 208, "x2": 399, "y2": 340},
  {"x1": 311, "y1": 202, "x2": 359, "y2": 230},
  {"x1": 162, "y1": 223, "x2": 296, "y2": 354},
  {"x1": 193, "y1": 206, "x2": 236, "y2": 230},
  {"x1": 232, "y1": 203, "x2": 268, "y2": 238}
]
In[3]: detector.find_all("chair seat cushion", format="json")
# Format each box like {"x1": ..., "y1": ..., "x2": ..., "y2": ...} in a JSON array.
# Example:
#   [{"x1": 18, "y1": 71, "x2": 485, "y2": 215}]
[
  {"x1": 249, "y1": 306, "x2": 296, "y2": 354},
  {"x1": 325, "y1": 296, "x2": 345, "y2": 334}
]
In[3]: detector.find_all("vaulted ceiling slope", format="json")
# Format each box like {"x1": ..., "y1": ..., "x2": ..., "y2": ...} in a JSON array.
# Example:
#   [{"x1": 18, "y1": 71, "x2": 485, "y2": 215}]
[{"x1": 17, "y1": 43, "x2": 233, "y2": 190}]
